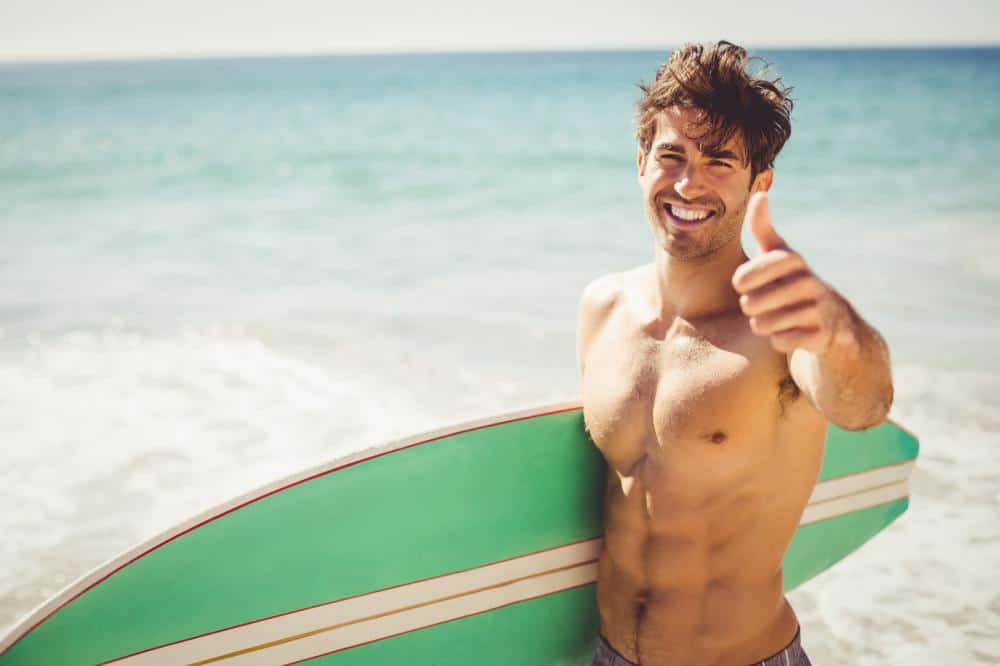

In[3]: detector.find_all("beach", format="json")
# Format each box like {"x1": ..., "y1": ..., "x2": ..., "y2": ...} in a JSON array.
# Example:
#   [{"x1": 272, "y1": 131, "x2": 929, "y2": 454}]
[{"x1": 1, "y1": 48, "x2": 998, "y2": 664}]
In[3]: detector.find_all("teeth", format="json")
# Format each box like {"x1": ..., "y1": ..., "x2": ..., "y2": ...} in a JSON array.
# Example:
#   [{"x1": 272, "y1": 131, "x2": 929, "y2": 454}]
[{"x1": 668, "y1": 204, "x2": 711, "y2": 221}]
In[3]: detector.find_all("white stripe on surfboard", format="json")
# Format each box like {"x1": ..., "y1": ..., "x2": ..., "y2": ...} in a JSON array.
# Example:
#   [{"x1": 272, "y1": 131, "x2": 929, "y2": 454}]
[
  {"x1": 801, "y1": 481, "x2": 910, "y2": 525},
  {"x1": 105, "y1": 539, "x2": 602, "y2": 665},
  {"x1": 105, "y1": 462, "x2": 913, "y2": 666},
  {"x1": 807, "y1": 460, "x2": 913, "y2": 504},
  {"x1": 206, "y1": 560, "x2": 598, "y2": 666},
  {"x1": 800, "y1": 460, "x2": 914, "y2": 525}
]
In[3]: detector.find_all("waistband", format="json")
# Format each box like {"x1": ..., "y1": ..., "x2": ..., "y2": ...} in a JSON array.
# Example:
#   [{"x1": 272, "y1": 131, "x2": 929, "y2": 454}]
[{"x1": 594, "y1": 626, "x2": 806, "y2": 666}]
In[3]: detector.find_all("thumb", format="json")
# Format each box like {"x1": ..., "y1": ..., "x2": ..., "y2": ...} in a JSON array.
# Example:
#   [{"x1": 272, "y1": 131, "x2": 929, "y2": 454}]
[{"x1": 746, "y1": 192, "x2": 787, "y2": 252}]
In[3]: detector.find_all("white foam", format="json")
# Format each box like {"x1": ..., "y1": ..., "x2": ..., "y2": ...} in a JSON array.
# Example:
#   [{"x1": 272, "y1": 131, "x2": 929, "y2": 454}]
[
  {"x1": 788, "y1": 363, "x2": 1000, "y2": 665},
  {"x1": 0, "y1": 326, "x2": 563, "y2": 634}
]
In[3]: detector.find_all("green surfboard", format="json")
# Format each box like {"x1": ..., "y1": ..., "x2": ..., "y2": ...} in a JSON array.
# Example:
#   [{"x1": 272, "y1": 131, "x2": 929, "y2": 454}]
[{"x1": 0, "y1": 402, "x2": 918, "y2": 666}]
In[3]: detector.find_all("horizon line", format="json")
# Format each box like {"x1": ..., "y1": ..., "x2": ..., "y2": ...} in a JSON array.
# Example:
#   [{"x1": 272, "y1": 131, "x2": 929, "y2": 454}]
[{"x1": 2, "y1": 41, "x2": 998, "y2": 67}]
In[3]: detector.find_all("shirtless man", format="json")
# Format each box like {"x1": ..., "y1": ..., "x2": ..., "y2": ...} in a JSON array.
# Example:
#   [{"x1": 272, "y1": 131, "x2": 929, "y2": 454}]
[{"x1": 576, "y1": 42, "x2": 894, "y2": 666}]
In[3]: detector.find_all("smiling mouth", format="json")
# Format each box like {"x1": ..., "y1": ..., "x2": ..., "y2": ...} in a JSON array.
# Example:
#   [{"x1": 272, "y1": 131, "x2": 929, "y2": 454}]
[{"x1": 663, "y1": 202, "x2": 717, "y2": 228}]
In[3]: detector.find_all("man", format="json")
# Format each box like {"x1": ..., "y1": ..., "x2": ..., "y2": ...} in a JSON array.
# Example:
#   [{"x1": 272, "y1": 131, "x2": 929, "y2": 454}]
[{"x1": 576, "y1": 41, "x2": 894, "y2": 666}]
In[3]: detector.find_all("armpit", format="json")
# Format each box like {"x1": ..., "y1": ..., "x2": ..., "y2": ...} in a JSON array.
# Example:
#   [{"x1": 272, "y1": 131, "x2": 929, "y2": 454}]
[{"x1": 778, "y1": 374, "x2": 801, "y2": 416}]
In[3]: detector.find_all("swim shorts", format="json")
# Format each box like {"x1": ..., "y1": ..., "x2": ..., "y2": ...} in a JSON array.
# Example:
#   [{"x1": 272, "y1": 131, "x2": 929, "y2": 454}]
[{"x1": 591, "y1": 626, "x2": 812, "y2": 665}]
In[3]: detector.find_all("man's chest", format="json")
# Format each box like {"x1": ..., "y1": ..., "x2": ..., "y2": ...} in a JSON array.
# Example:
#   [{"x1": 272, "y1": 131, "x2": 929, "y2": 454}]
[{"x1": 580, "y1": 315, "x2": 791, "y2": 473}]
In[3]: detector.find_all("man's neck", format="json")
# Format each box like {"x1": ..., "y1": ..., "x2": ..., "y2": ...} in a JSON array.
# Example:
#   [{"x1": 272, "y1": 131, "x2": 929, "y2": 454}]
[{"x1": 651, "y1": 239, "x2": 748, "y2": 323}]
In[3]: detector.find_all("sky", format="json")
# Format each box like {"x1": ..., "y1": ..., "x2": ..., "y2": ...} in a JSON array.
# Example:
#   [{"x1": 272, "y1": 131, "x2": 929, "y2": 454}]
[{"x1": 1, "y1": 0, "x2": 998, "y2": 63}]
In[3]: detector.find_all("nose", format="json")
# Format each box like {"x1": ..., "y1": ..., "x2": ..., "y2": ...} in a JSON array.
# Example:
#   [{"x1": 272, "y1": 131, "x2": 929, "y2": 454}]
[{"x1": 673, "y1": 164, "x2": 707, "y2": 200}]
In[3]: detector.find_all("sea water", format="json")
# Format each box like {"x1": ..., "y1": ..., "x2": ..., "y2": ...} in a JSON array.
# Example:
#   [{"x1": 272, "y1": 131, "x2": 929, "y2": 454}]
[{"x1": 1, "y1": 48, "x2": 998, "y2": 664}]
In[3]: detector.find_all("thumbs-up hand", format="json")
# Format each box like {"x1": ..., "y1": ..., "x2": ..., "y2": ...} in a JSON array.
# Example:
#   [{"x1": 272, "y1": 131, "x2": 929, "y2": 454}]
[{"x1": 731, "y1": 193, "x2": 842, "y2": 354}]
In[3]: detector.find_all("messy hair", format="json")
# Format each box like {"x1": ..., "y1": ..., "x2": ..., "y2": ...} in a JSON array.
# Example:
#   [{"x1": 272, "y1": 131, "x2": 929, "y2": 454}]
[{"x1": 636, "y1": 41, "x2": 794, "y2": 179}]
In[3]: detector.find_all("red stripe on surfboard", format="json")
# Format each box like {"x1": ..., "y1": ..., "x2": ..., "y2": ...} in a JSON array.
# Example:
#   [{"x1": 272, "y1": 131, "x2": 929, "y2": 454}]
[
  {"x1": 2, "y1": 404, "x2": 582, "y2": 659},
  {"x1": 97, "y1": 537, "x2": 600, "y2": 665}
]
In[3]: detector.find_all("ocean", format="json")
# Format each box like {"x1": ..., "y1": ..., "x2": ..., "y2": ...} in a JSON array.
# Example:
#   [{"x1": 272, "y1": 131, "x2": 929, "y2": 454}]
[{"x1": 1, "y1": 47, "x2": 998, "y2": 664}]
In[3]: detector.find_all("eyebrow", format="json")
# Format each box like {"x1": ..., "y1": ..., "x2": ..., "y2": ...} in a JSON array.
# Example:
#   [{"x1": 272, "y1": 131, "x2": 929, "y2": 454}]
[{"x1": 654, "y1": 142, "x2": 742, "y2": 161}]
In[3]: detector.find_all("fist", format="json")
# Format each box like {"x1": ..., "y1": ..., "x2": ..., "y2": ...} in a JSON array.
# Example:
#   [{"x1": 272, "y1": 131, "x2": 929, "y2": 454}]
[{"x1": 731, "y1": 193, "x2": 840, "y2": 354}]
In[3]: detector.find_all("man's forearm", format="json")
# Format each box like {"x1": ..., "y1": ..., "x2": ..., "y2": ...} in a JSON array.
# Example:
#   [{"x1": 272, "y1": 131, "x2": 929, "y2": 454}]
[{"x1": 791, "y1": 293, "x2": 894, "y2": 430}]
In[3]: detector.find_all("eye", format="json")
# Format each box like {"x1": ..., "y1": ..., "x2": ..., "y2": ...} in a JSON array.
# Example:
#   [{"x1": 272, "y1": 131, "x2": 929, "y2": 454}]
[
  {"x1": 710, "y1": 160, "x2": 732, "y2": 168},
  {"x1": 659, "y1": 153, "x2": 683, "y2": 162}
]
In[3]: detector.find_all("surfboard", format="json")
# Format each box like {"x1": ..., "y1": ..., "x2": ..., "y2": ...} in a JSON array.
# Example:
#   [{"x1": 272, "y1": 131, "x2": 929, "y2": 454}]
[{"x1": 0, "y1": 402, "x2": 918, "y2": 666}]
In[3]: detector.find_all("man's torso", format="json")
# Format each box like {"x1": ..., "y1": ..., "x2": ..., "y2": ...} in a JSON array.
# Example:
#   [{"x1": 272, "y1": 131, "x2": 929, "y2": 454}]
[{"x1": 578, "y1": 265, "x2": 826, "y2": 666}]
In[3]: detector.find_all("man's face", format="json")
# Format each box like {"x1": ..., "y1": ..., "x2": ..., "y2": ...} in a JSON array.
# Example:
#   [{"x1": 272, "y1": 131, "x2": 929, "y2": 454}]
[{"x1": 638, "y1": 106, "x2": 772, "y2": 262}]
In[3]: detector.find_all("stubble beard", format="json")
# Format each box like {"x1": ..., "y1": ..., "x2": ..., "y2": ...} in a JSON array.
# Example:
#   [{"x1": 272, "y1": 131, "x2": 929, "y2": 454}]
[{"x1": 651, "y1": 194, "x2": 750, "y2": 263}]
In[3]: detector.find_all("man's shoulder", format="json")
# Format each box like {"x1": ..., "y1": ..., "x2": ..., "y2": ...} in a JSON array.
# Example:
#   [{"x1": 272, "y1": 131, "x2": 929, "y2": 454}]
[
  {"x1": 577, "y1": 264, "x2": 654, "y2": 322},
  {"x1": 578, "y1": 271, "x2": 625, "y2": 317},
  {"x1": 575, "y1": 271, "x2": 628, "y2": 374}
]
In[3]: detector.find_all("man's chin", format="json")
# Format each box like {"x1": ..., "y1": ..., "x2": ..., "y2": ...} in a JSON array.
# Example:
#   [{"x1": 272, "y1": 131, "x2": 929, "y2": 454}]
[{"x1": 660, "y1": 239, "x2": 714, "y2": 262}]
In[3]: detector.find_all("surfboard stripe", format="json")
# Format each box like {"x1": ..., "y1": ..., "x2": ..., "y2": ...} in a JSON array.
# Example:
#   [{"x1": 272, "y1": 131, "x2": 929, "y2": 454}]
[
  {"x1": 104, "y1": 540, "x2": 602, "y2": 665},
  {"x1": 213, "y1": 564, "x2": 598, "y2": 666},
  {"x1": 100, "y1": 461, "x2": 912, "y2": 666},
  {"x1": 807, "y1": 460, "x2": 913, "y2": 503},
  {"x1": 801, "y1": 461, "x2": 913, "y2": 525},
  {"x1": 801, "y1": 480, "x2": 909, "y2": 525}
]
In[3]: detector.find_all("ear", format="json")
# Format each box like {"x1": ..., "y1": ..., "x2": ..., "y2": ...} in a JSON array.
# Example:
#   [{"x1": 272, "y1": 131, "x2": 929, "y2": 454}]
[
  {"x1": 750, "y1": 168, "x2": 774, "y2": 193},
  {"x1": 637, "y1": 146, "x2": 647, "y2": 178}
]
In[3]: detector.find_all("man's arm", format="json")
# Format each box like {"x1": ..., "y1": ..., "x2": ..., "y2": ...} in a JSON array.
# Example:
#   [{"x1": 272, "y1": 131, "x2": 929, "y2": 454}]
[
  {"x1": 732, "y1": 193, "x2": 893, "y2": 430},
  {"x1": 787, "y1": 291, "x2": 893, "y2": 430}
]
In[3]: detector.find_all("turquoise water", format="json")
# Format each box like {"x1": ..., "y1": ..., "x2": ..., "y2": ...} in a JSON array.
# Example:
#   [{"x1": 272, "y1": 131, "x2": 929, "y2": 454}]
[
  {"x1": 2, "y1": 49, "x2": 999, "y2": 369},
  {"x1": 1, "y1": 49, "x2": 999, "y2": 664}
]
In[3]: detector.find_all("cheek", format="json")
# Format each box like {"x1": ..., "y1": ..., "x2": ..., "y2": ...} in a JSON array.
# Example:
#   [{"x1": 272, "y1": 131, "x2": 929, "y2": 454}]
[
  {"x1": 725, "y1": 197, "x2": 750, "y2": 224},
  {"x1": 733, "y1": 172, "x2": 755, "y2": 193},
  {"x1": 717, "y1": 178, "x2": 752, "y2": 209},
  {"x1": 647, "y1": 167, "x2": 679, "y2": 193},
  {"x1": 640, "y1": 170, "x2": 666, "y2": 196}
]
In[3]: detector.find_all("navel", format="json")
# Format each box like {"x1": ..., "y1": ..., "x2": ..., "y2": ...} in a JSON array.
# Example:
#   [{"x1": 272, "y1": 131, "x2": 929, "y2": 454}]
[{"x1": 709, "y1": 431, "x2": 727, "y2": 444}]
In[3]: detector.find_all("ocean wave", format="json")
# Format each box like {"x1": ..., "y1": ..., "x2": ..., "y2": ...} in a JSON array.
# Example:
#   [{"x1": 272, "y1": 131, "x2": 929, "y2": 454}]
[{"x1": 0, "y1": 325, "x2": 567, "y2": 633}]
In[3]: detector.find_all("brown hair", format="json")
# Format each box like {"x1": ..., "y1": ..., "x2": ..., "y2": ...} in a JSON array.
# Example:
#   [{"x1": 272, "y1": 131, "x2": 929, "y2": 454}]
[{"x1": 636, "y1": 41, "x2": 794, "y2": 180}]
